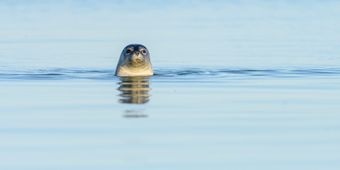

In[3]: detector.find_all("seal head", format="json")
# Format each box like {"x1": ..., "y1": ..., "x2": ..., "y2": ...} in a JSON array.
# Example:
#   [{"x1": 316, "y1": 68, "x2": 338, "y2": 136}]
[{"x1": 115, "y1": 44, "x2": 153, "y2": 77}]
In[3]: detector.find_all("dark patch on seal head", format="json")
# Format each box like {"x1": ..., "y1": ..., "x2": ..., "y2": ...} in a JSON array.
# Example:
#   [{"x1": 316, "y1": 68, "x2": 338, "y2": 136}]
[
  {"x1": 115, "y1": 44, "x2": 153, "y2": 77},
  {"x1": 123, "y1": 44, "x2": 150, "y2": 65}
]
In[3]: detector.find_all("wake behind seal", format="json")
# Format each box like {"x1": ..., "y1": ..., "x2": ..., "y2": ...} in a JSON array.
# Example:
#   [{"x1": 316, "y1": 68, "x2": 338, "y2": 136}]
[{"x1": 115, "y1": 44, "x2": 153, "y2": 77}]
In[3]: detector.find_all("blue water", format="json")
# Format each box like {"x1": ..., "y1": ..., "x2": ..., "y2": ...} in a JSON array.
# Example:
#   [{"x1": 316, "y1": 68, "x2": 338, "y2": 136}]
[{"x1": 1, "y1": 1, "x2": 340, "y2": 170}]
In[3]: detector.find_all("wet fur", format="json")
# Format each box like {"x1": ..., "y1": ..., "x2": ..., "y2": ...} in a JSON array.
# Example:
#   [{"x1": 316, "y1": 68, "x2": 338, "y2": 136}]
[{"x1": 115, "y1": 44, "x2": 153, "y2": 77}]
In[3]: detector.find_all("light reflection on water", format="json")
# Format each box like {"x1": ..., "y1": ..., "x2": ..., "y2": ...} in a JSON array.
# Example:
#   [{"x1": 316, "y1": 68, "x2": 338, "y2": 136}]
[
  {"x1": 117, "y1": 76, "x2": 151, "y2": 104},
  {"x1": 0, "y1": 67, "x2": 340, "y2": 170},
  {"x1": 0, "y1": 67, "x2": 340, "y2": 80}
]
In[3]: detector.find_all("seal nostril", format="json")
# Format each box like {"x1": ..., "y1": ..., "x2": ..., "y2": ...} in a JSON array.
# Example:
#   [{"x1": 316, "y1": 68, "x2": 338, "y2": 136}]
[{"x1": 131, "y1": 55, "x2": 143, "y2": 63}]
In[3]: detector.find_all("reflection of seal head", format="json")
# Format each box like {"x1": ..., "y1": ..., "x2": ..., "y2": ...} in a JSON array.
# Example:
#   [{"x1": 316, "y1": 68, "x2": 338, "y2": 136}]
[
  {"x1": 118, "y1": 76, "x2": 151, "y2": 104},
  {"x1": 115, "y1": 44, "x2": 153, "y2": 77}
]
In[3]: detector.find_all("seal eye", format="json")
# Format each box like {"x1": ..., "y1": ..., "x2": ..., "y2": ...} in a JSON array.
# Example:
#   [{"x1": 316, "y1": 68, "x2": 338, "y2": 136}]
[
  {"x1": 126, "y1": 49, "x2": 132, "y2": 54},
  {"x1": 141, "y1": 49, "x2": 147, "y2": 55}
]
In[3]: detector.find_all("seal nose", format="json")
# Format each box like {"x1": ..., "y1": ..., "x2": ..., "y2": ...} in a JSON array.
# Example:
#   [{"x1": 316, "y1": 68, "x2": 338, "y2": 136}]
[{"x1": 131, "y1": 53, "x2": 144, "y2": 63}]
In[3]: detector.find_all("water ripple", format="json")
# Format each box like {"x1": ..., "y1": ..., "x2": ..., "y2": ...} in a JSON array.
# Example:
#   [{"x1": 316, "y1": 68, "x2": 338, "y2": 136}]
[
  {"x1": 155, "y1": 68, "x2": 340, "y2": 78},
  {"x1": 0, "y1": 68, "x2": 115, "y2": 80},
  {"x1": 0, "y1": 67, "x2": 339, "y2": 80}
]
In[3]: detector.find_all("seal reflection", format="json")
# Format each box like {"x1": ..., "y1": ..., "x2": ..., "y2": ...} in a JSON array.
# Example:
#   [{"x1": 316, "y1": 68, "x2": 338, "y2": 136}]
[{"x1": 117, "y1": 76, "x2": 151, "y2": 104}]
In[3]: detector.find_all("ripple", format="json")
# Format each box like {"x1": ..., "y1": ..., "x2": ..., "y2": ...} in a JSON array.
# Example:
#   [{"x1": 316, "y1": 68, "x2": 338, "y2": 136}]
[
  {"x1": 154, "y1": 67, "x2": 340, "y2": 78},
  {"x1": 0, "y1": 68, "x2": 115, "y2": 80},
  {"x1": 0, "y1": 67, "x2": 339, "y2": 80}
]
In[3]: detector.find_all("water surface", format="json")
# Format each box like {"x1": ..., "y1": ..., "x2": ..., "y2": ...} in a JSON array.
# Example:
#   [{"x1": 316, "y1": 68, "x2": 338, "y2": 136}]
[{"x1": 1, "y1": 1, "x2": 340, "y2": 170}]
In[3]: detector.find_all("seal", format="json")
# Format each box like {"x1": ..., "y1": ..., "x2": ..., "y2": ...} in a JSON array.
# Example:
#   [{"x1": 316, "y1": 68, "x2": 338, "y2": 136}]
[{"x1": 115, "y1": 44, "x2": 153, "y2": 77}]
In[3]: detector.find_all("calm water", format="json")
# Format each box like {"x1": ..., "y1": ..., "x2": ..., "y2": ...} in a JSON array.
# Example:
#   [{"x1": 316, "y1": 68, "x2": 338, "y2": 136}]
[{"x1": 1, "y1": 1, "x2": 340, "y2": 170}]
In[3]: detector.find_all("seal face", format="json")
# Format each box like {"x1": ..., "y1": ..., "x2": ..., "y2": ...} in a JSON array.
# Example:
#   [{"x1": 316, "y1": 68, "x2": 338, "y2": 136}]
[{"x1": 115, "y1": 44, "x2": 153, "y2": 77}]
